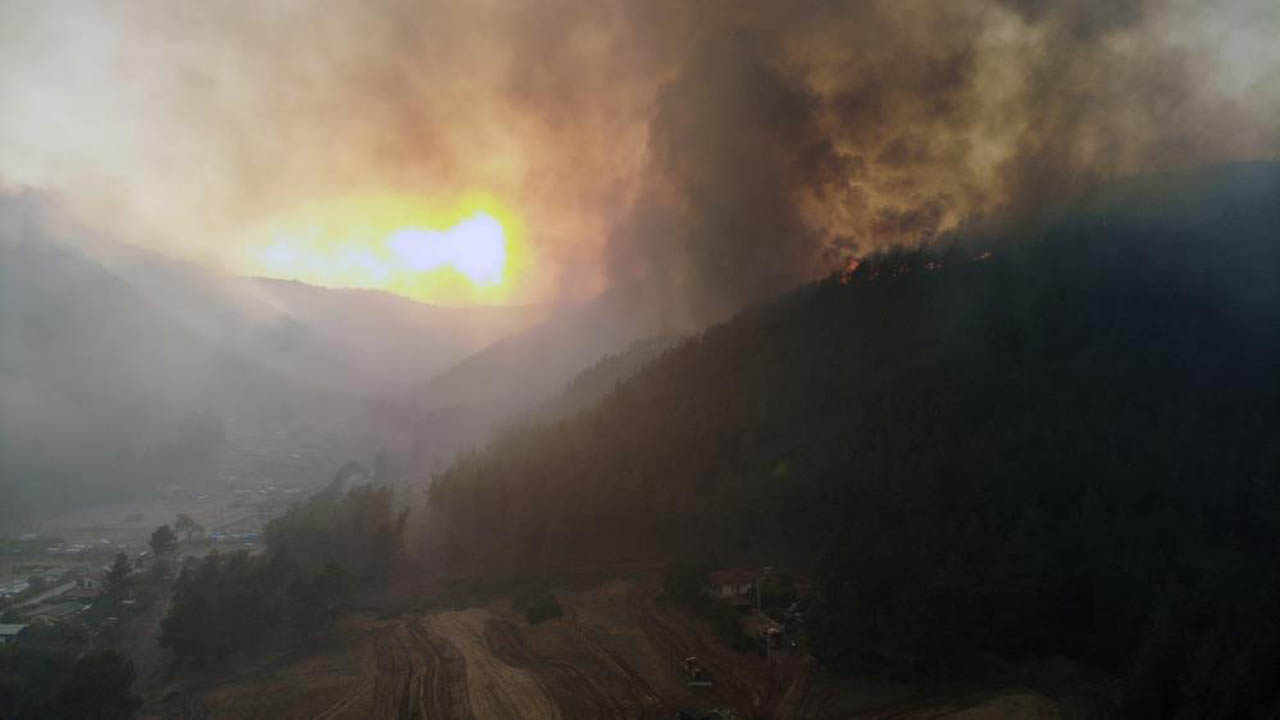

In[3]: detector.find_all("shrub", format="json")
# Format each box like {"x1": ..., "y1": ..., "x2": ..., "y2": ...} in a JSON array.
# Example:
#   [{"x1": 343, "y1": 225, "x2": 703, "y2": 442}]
[{"x1": 513, "y1": 588, "x2": 563, "y2": 624}]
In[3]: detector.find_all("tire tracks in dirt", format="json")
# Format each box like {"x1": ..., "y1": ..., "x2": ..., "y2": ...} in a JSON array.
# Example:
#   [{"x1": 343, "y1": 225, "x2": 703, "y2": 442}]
[
  {"x1": 563, "y1": 604, "x2": 663, "y2": 705},
  {"x1": 313, "y1": 676, "x2": 375, "y2": 720},
  {"x1": 426, "y1": 609, "x2": 561, "y2": 720},
  {"x1": 483, "y1": 617, "x2": 635, "y2": 718},
  {"x1": 362, "y1": 618, "x2": 477, "y2": 720},
  {"x1": 405, "y1": 617, "x2": 472, "y2": 719},
  {"x1": 370, "y1": 622, "x2": 412, "y2": 719}
]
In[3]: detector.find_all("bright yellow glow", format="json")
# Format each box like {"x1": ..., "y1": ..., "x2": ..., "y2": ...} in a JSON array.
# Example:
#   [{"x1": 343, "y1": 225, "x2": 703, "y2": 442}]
[{"x1": 245, "y1": 192, "x2": 529, "y2": 304}]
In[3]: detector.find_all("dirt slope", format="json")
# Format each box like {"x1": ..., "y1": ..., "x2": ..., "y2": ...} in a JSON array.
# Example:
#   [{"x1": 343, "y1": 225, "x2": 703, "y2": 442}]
[
  {"x1": 156, "y1": 577, "x2": 1064, "y2": 720},
  {"x1": 426, "y1": 609, "x2": 561, "y2": 720}
]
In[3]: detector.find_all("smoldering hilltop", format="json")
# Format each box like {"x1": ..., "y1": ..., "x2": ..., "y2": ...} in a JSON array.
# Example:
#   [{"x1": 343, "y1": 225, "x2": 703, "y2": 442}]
[
  {"x1": 2, "y1": 1, "x2": 1276, "y2": 323},
  {"x1": 609, "y1": 0, "x2": 1279, "y2": 324},
  {"x1": 4, "y1": 0, "x2": 1275, "y2": 519},
  {"x1": 2, "y1": 0, "x2": 1276, "y2": 522}
]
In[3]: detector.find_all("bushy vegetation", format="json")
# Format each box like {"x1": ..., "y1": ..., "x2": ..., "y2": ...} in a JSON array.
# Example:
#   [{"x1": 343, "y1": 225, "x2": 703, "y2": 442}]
[
  {"x1": 0, "y1": 625, "x2": 140, "y2": 720},
  {"x1": 757, "y1": 573, "x2": 796, "y2": 618},
  {"x1": 431, "y1": 164, "x2": 1280, "y2": 714},
  {"x1": 159, "y1": 549, "x2": 322, "y2": 664},
  {"x1": 534, "y1": 334, "x2": 679, "y2": 422},
  {"x1": 159, "y1": 475, "x2": 406, "y2": 666},
  {"x1": 512, "y1": 587, "x2": 563, "y2": 624},
  {"x1": 663, "y1": 560, "x2": 716, "y2": 605},
  {"x1": 266, "y1": 471, "x2": 408, "y2": 582}
]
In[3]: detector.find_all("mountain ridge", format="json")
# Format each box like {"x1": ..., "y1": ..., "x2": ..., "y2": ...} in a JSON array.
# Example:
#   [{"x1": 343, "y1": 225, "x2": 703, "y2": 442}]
[{"x1": 426, "y1": 163, "x2": 1280, "y2": 715}]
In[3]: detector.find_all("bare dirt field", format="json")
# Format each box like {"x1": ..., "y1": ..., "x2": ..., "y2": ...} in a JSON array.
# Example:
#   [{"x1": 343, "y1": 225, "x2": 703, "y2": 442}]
[{"x1": 151, "y1": 577, "x2": 1067, "y2": 720}]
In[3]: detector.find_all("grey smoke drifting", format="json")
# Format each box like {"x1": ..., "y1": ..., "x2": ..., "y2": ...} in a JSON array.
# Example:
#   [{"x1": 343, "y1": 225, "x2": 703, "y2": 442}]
[
  {"x1": 1, "y1": 0, "x2": 1276, "y2": 321},
  {"x1": 611, "y1": 0, "x2": 1280, "y2": 323}
]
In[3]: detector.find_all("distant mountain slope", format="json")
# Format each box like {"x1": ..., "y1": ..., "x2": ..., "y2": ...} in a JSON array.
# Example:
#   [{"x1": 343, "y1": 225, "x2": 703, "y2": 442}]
[
  {"x1": 408, "y1": 290, "x2": 659, "y2": 469},
  {"x1": 0, "y1": 238, "x2": 342, "y2": 524},
  {"x1": 530, "y1": 333, "x2": 680, "y2": 424},
  {"x1": 0, "y1": 195, "x2": 542, "y2": 527},
  {"x1": 247, "y1": 279, "x2": 546, "y2": 393},
  {"x1": 79, "y1": 238, "x2": 547, "y2": 395},
  {"x1": 430, "y1": 164, "x2": 1280, "y2": 715}
]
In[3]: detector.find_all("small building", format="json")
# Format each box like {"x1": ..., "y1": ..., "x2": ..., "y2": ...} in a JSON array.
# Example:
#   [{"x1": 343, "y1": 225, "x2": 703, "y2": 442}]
[
  {"x1": 708, "y1": 569, "x2": 756, "y2": 600},
  {"x1": 0, "y1": 624, "x2": 28, "y2": 645},
  {"x1": 66, "y1": 577, "x2": 100, "y2": 602}
]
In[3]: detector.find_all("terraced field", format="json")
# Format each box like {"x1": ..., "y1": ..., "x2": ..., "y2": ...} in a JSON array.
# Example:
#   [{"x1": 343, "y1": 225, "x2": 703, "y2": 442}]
[{"x1": 157, "y1": 578, "x2": 1066, "y2": 720}]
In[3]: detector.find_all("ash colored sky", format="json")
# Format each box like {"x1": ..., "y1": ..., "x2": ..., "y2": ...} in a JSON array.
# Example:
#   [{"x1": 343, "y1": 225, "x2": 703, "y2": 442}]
[{"x1": 2, "y1": 0, "x2": 1277, "y2": 310}]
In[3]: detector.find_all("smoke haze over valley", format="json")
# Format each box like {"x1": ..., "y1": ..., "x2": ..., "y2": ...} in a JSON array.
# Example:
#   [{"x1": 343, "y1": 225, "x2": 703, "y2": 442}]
[
  {"x1": 2, "y1": 2, "x2": 1279, "y2": 719},
  {"x1": 2, "y1": 0, "x2": 1277, "y2": 316}
]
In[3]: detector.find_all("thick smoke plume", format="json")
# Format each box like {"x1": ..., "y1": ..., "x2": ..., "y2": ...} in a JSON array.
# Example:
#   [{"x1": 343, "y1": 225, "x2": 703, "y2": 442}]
[
  {"x1": 613, "y1": 0, "x2": 1280, "y2": 323},
  {"x1": 2, "y1": 0, "x2": 1276, "y2": 321}
]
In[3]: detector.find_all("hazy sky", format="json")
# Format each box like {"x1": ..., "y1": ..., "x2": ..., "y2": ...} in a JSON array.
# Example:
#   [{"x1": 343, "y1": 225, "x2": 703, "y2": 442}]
[{"x1": 2, "y1": 0, "x2": 1277, "y2": 309}]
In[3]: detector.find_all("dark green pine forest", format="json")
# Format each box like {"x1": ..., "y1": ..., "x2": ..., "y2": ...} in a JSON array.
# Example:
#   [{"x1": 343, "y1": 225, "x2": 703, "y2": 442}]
[{"x1": 430, "y1": 163, "x2": 1280, "y2": 717}]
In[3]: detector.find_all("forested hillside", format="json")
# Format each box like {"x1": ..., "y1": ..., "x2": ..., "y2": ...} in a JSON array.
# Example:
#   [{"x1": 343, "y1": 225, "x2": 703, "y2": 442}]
[
  {"x1": 530, "y1": 334, "x2": 679, "y2": 423},
  {"x1": 430, "y1": 164, "x2": 1280, "y2": 716},
  {"x1": 407, "y1": 288, "x2": 662, "y2": 471}
]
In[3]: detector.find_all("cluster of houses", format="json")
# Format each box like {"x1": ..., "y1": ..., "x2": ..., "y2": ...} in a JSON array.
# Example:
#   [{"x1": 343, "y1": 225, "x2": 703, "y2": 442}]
[
  {"x1": 1, "y1": 524, "x2": 259, "y2": 645},
  {"x1": 708, "y1": 569, "x2": 759, "y2": 604},
  {"x1": 0, "y1": 554, "x2": 129, "y2": 645},
  {"x1": 43, "y1": 539, "x2": 116, "y2": 556},
  {"x1": 1, "y1": 571, "x2": 101, "y2": 631},
  {"x1": 706, "y1": 566, "x2": 806, "y2": 649}
]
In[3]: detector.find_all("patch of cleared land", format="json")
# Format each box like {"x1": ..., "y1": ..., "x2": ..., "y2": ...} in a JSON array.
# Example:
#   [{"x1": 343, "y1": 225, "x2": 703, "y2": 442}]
[{"x1": 152, "y1": 578, "x2": 1067, "y2": 720}]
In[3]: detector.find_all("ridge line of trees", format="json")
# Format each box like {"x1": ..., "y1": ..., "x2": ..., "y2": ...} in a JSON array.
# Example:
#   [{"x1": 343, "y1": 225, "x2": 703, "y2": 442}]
[
  {"x1": 159, "y1": 469, "x2": 408, "y2": 666},
  {"x1": 427, "y1": 165, "x2": 1280, "y2": 717}
]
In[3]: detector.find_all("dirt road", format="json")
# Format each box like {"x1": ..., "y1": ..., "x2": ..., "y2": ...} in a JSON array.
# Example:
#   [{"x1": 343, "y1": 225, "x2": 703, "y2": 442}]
[
  {"x1": 426, "y1": 609, "x2": 561, "y2": 720},
  {"x1": 156, "y1": 577, "x2": 1062, "y2": 719},
  {"x1": 169, "y1": 582, "x2": 700, "y2": 719},
  {"x1": 307, "y1": 610, "x2": 558, "y2": 720}
]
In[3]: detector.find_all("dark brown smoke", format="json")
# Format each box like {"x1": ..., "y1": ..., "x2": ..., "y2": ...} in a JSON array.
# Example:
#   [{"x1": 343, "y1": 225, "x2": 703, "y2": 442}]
[
  {"x1": 608, "y1": 0, "x2": 1279, "y2": 326},
  {"x1": 2, "y1": 0, "x2": 1275, "y2": 316}
]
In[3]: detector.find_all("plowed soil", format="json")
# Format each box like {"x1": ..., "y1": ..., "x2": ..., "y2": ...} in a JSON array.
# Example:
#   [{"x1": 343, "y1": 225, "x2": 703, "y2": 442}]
[{"x1": 157, "y1": 578, "x2": 1064, "y2": 720}]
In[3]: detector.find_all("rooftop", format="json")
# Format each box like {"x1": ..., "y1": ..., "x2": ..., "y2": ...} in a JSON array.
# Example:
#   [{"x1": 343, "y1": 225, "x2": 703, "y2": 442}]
[{"x1": 709, "y1": 568, "x2": 757, "y2": 586}]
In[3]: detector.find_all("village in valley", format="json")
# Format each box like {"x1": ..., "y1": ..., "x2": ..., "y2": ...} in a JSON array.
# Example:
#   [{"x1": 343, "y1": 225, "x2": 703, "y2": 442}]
[
  {"x1": 0, "y1": 472, "x2": 321, "y2": 646},
  {"x1": 2, "y1": 507, "x2": 843, "y2": 720}
]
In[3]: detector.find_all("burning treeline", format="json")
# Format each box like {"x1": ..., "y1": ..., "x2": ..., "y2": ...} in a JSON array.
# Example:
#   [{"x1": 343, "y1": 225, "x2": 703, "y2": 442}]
[
  {"x1": 608, "y1": 0, "x2": 1279, "y2": 323},
  {"x1": 2, "y1": 0, "x2": 1275, "y2": 321}
]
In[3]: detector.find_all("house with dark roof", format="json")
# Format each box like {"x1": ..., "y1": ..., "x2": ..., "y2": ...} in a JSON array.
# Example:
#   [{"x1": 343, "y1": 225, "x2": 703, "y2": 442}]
[
  {"x1": 0, "y1": 623, "x2": 28, "y2": 645},
  {"x1": 708, "y1": 569, "x2": 756, "y2": 601}
]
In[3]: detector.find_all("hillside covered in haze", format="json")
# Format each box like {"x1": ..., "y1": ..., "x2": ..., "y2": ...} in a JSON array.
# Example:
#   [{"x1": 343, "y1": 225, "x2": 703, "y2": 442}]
[
  {"x1": 0, "y1": 194, "x2": 543, "y2": 528},
  {"x1": 406, "y1": 289, "x2": 667, "y2": 471},
  {"x1": 430, "y1": 164, "x2": 1280, "y2": 716}
]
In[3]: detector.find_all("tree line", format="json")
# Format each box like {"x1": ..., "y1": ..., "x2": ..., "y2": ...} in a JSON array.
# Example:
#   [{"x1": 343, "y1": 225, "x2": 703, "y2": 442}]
[
  {"x1": 159, "y1": 477, "x2": 406, "y2": 666},
  {"x1": 0, "y1": 624, "x2": 140, "y2": 720}
]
